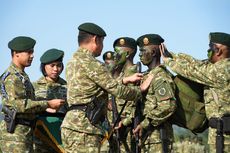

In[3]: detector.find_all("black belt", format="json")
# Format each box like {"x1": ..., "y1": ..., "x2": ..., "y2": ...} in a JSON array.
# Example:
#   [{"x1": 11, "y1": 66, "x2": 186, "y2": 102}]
[
  {"x1": 38, "y1": 112, "x2": 65, "y2": 117},
  {"x1": 69, "y1": 104, "x2": 87, "y2": 112}
]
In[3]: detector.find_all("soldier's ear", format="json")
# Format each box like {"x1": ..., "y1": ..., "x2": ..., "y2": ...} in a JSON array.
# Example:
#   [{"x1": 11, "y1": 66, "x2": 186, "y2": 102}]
[
  {"x1": 216, "y1": 48, "x2": 223, "y2": 56},
  {"x1": 92, "y1": 35, "x2": 97, "y2": 43},
  {"x1": 13, "y1": 51, "x2": 19, "y2": 57},
  {"x1": 152, "y1": 49, "x2": 156, "y2": 56},
  {"x1": 126, "y1": 51, "x2": 130, "y2": 58}
]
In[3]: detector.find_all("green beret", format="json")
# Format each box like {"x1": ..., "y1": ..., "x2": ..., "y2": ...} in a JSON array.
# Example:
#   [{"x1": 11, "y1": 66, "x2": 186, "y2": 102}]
[
  {"x1": 103, "y1": 51, "x2": 114, "y2": 61},
  {"x1": 78, "y1": 22, "x2": 106, "y2": 37},
  {"x1": 137, "y1": 34, "x2": 164, "y2": 47},
  {"x1": 8, "y1": 36, "x2": 36, "y2": 51},
  {"x1": 113, "y1": 37, "x2": 137, "y2": 50},
  {"x1": 209, "y1": 32, "x2": 230, "y2": 47},
  {"x1": 40, "y1": 48, "x2": 64, "y2": 64}
]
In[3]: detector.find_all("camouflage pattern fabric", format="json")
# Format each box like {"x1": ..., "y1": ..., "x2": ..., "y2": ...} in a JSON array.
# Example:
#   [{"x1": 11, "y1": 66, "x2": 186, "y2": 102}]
[
  {"x1": 164, "y1": 53, "x2": 230, "y2": 152},
  {"x1": 33, "y1": 76, "x2": 67, "y2": 153},
  {"x1": 0, "y1": 63, "x2": 48, "y2": 152},
  {"x1": 0, "y1": 140, "x2": 33, "y2": 153},
  {"x1": 140, "y1": 65, "x2": 177, "y2": 153},
  {"x1": 61, "y1": 48, "x2": 142, "y2": 152},
  {"x1": 62, "y1": 127, "x2": 102, "y2": 153},
  {"x1": 33, "y1": 76, "x2": 66, "y2": 100}
]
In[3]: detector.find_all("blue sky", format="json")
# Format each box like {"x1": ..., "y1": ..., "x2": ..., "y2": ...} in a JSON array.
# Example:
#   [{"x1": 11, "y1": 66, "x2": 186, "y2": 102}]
[{"x1": 0, "y1": 0, "x2": 229, "y2": 81}]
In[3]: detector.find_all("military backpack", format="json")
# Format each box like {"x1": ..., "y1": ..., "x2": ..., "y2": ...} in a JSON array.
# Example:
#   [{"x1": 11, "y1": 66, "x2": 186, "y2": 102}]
[{"x1": 171, "y1": 75, "x2": 208, "y2": 133}]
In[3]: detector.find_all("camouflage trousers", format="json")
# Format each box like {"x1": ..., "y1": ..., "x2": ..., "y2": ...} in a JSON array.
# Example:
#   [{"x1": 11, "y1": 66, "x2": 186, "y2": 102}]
[
  {"x1": 0, "y1": 139, "x2": 33, "y2": 153},
  {"x1": 61, "y1": 127, "x2": 109, "y2": 153}
]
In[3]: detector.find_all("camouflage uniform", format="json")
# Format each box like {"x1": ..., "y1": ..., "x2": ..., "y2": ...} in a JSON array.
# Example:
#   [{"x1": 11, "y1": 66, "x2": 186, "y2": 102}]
[
  {"x1": 33, "y1": 76, "x2": 67, "y2": 153},
  {"x1": 140, "y1": 65, "x2": 176, "y2": 153},
  {"x1": 164, "y1": 53, "x2": 230, "y2": 153},
  {"x1": 61, "y1": 48, "x2": 142, "y2": 153},
  {"x1": 0, "y1": 63, "x2": 48, "y2": 153}
]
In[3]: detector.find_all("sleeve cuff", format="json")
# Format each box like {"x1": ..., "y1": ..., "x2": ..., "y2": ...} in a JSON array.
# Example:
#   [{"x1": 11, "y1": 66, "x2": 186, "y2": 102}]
[
  {"x1": 140, "y1": 118, "x2": 149, "y2": 129},
  {"x1": 122, "y1": 115, "x2": 133, "y2": 126}
]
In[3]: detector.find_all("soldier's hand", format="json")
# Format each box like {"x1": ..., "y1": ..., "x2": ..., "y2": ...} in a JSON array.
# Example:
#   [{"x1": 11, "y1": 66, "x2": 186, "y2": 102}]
[
  {"x1": 140, "y1": 74, "x2": 153, "y2": 92},
  {"x1": 107, "y1": 100, "x2": 112, "y2": 111},
  {"x1": 114, "y1": 121, "x2": 123, "y2": 130},
  {"x1": 46, "y1": 108, "x2": 57, "y2": 113},
  {"x1": 159, "y1": 43, "x2": 172, "y2": 62},
  {"x1": 133, "y1": 124, "x2": 142, "y2": 137},
  {"x1": 48, "y1": 99, "x2": 65, "y2": 109},
  {"x1": 122, "y1": 73, "x2": 143, "y2": 85}
]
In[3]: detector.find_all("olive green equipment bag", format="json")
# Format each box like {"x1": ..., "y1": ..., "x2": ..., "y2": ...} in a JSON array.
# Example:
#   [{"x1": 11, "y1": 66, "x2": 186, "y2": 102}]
[{"x1": 171, "y1": 75, "x2": 208, "y2": 133}]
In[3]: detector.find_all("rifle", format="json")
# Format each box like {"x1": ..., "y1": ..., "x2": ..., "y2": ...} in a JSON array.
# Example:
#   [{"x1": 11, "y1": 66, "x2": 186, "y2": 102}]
[
  {"x1": 101, "y1": 99, "x2": 129, "y2": 147},
  {"x1": 133, "y1": 62, "x2": 142, "y2": 153},
  {"x1": 160, "y1": 125, "x2": 169, "y2": 153},
  {"x1": 209, "y1": 117, "x2": 224, "y2": 153},
  {"x1": 110, "y1": 95, "x2": 121, "y2": 153}
]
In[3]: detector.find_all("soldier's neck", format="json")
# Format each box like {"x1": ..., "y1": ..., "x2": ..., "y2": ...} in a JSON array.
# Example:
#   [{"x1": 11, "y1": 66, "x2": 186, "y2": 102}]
[
  {"x1": 148, "y1": 58, "x2": 160, "y2": 70},
  {"x1": 123, "y1": 60, "x2": 134, "y2": 70},
  {"x1": 112, "y1": 65, "x2": 123, "y2": 78},
  {"x1": 45, "y1": 76, "x2": 58, "y2": 83},
  {"x1": 12, "y1": 59, "x2": 25, "y2": 71}
]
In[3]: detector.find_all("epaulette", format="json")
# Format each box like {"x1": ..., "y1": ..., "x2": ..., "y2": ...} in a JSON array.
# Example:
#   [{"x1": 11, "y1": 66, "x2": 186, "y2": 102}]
[{"x1": 1, "y1": 71, "x2": 10, "y2": 99}]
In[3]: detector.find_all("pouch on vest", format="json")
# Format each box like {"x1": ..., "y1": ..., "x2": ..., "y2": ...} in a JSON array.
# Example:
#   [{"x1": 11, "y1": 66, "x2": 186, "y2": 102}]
[{"x1": 171, "y1": 75, "x2": 208, "y2": 133}]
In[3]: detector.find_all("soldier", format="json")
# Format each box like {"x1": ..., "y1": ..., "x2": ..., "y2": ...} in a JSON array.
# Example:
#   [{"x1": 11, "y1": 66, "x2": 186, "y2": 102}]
[
  {"x1": 133, "y1": 34, "x2": 177, "y2": 153},
  {"x1": 103, "y1": 51, "x2": 115, "y2": 69},
  {"x1": 0, "y1": 36, "x2": 65, "y2": 152},
  {"x1": 112, "y1": 37, "x2": 139, "y2": 152},
  {"x1": 160, "y1": 32, "x2": 230, "y2": 153},
  {"x1": 61, "y1": 22, "x2": 152, "y2": 153},
  {"x1": 33, "y1": 48, "x2": 67, "y2": 153}
]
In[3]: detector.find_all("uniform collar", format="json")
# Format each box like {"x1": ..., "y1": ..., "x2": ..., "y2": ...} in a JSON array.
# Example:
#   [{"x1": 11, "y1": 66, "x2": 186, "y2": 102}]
[
  {"x1": 78, "y1": 47, "x2": 94, "y2": 57},
  {"x1": 10, "y1": 62, "x2": 25, "y2": 74},
  {"x1": 37, "y1": 76, "x2": 66, "y2": 85}
]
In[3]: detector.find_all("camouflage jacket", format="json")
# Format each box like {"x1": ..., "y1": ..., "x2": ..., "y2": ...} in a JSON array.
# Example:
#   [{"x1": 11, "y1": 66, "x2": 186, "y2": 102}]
[
  {"x1": 61, "y1": 48, "x2": 142, "y2": 135},
  {"x1": 33, "y1": 76, "x2": 67, "y2": 100},
  {"x1": 164, "y1": 53, "x2": 230, "y2": 144},
  {"x1": 0, "y1": 63, "x2": 48, "y2": 141},
  {"x1": 116, "y1": 64, "x2": 138, "y2": 126},
  {"x1": 140, "y1": 65, "x2": 176, "y2": 143}
]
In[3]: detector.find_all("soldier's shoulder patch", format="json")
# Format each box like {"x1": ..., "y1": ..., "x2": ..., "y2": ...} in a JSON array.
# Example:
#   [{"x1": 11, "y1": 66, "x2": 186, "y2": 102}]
[{"x1": 154, "y1": 79, "x2": 174, "y2": 101}]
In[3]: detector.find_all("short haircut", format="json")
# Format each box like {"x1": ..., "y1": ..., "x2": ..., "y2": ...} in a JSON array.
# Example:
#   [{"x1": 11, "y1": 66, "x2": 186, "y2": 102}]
[{"x1": 78, "y1": 31, "x2": 94, "y2": 45}]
